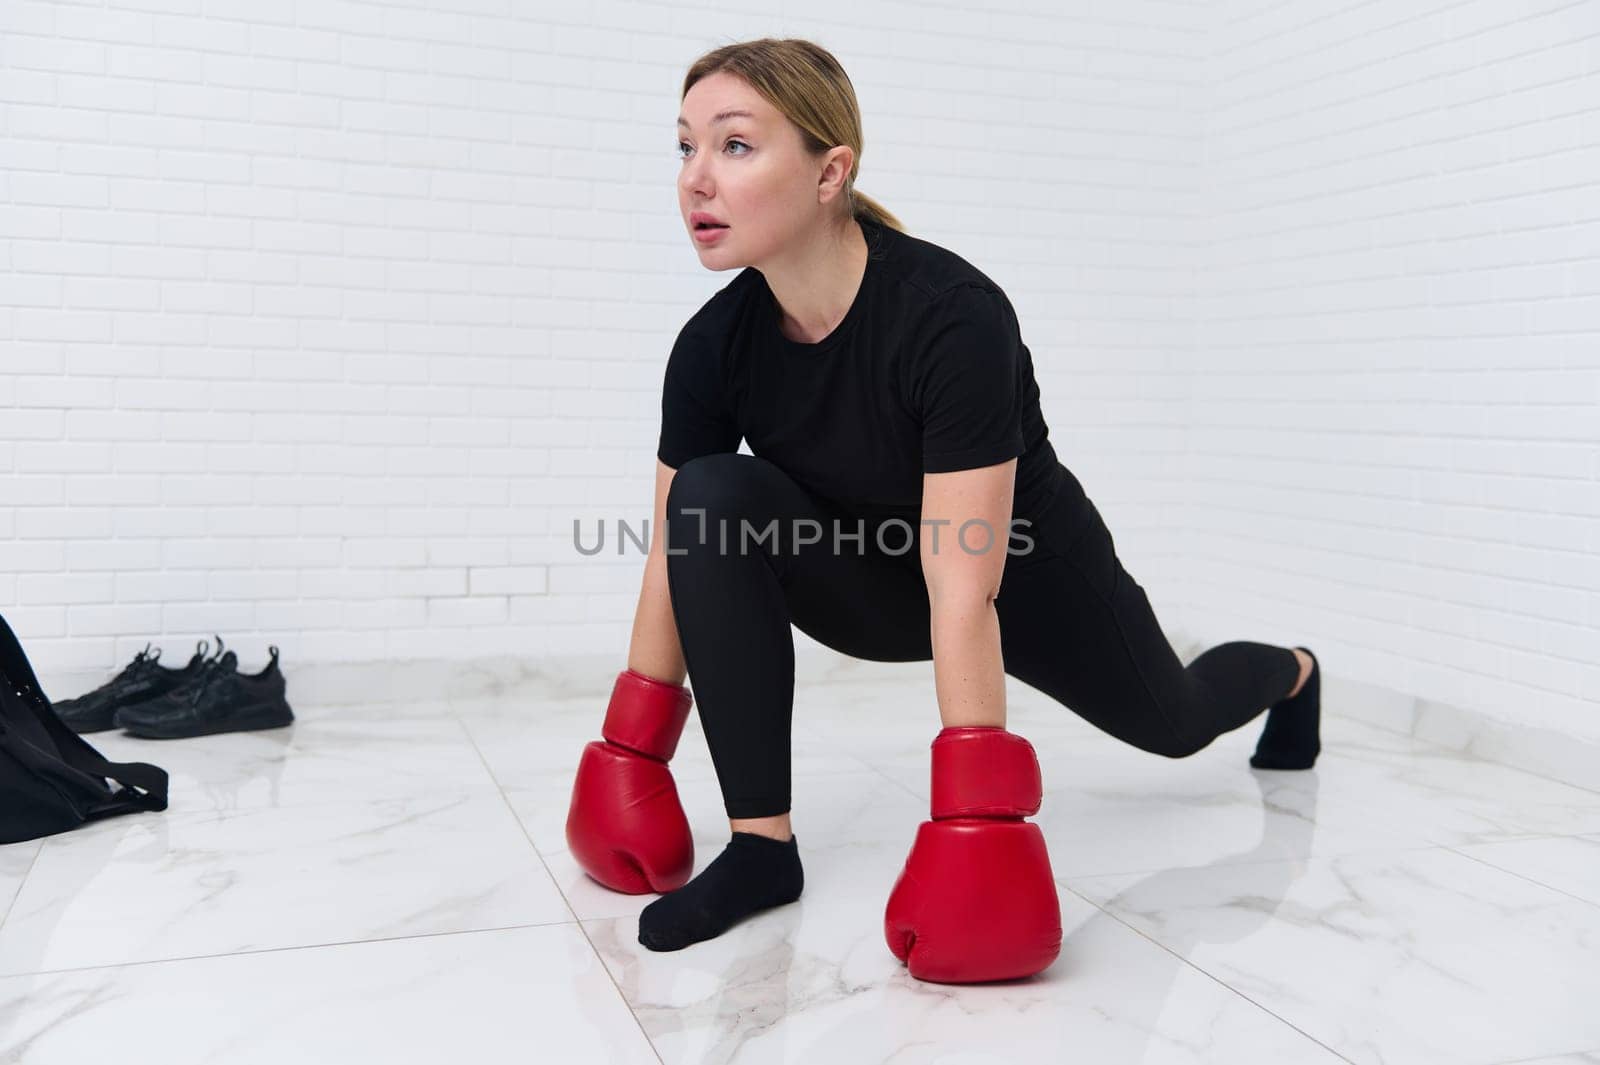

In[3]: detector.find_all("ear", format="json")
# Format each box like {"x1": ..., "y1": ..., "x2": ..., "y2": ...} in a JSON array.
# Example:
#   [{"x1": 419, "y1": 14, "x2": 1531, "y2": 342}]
[{"x1": 816, "y1": 144, "x2": 856, "y2": 207}]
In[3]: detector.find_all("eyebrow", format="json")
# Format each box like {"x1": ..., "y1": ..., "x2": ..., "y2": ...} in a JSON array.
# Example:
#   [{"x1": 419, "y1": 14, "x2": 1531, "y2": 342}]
[{"x1": 677, "y1": 109, "x2": 756, "y2": 130}]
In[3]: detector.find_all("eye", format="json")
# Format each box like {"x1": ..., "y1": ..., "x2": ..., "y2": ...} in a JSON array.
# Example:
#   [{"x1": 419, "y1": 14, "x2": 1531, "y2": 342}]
[{"x1": 676, "y1": 139, "x2": 751, "y2": 159}]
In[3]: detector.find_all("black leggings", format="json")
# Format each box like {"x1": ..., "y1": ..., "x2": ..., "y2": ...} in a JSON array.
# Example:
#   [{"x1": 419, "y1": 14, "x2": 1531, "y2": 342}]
[{"x1": 664, "y1": 452, "x2": 1301, "y2": 819}]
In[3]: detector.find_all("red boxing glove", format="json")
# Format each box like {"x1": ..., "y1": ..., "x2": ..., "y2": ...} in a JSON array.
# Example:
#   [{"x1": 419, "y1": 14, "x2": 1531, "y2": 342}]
[
  {"x1": 565, "y1": 669, "x2": 696, "y2": 894},
  {"x1": 884, "y1": 726, "x2": 1063, "y2": 983}
]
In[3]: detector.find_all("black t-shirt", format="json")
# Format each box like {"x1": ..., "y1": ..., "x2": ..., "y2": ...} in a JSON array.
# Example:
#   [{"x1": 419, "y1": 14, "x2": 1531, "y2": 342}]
[{"x1": 657, "y1": 217, "x2": 1071, "y2": 542}]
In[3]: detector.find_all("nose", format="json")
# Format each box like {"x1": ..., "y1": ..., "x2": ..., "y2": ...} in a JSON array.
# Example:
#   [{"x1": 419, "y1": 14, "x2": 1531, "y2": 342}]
[{"x1": 679, "y1": 152, "x2": 712, "y2": 197}]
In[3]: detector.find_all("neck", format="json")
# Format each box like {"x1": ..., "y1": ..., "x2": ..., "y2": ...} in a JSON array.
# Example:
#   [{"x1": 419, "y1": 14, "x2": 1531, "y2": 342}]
[{"x1": 759, "y1": 217, "x2": 869, "y2": 344}]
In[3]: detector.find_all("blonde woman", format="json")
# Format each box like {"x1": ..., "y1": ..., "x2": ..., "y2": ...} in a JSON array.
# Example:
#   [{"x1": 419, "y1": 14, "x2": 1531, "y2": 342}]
[{"x1": 566, "y1": 37, "x2": 1320, "y2": 985}]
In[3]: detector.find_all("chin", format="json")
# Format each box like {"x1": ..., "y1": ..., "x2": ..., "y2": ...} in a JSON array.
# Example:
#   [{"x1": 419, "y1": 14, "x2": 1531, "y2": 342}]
[{"x1": 694, "y1": 247, "x2": 744, "y2": 270}]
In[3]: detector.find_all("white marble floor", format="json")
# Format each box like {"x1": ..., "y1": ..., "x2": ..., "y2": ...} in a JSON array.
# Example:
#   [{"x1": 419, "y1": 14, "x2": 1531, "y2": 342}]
[{"x1": 1, "y1": 661, "x2": 1597, "y2": 1064}]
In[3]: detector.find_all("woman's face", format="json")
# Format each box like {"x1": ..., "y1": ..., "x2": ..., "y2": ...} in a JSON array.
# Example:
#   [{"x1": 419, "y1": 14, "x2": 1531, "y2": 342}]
[{"x1": 676, "y1": 72, "x2": 830, "y2": 268}]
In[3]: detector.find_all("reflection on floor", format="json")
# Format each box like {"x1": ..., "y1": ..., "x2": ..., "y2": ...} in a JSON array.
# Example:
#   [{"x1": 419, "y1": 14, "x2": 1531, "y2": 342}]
[{"x1": 1, "y1": 660, "x2": 1596, "y2": 1064}]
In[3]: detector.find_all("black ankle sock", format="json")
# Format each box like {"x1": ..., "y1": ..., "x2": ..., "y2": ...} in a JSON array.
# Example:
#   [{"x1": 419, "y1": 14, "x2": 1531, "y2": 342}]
[
  {"x1": 1251, "y1": 646, "x2": 1321, "y2": 770},
  {"x1": 638, "y1": 831, "x2": 803, "y2": 952}
]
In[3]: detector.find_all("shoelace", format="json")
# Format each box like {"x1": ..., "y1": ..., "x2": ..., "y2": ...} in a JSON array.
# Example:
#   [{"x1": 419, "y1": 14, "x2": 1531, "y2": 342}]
[
  {"x1": 107, "y1": 643, "x2": 161, "y2": 693},
  {"x1": 182, "y1": 656, "x2": 236, "y2": 706}
]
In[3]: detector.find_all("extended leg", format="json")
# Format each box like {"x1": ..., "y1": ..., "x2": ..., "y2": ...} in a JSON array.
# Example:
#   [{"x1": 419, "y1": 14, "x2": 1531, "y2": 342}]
[{"x1": 996, "y1": 497, "x2": 1305, "y2": 758}]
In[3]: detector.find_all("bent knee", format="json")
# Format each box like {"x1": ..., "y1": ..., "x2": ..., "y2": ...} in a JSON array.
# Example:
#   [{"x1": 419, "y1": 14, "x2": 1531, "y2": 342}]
[
  {"x1": 665, "y1": 453, "x2": 792, "y2": 558},
  {"x1": 666, "y1": 452, "x2": 761, "y2": 515}
]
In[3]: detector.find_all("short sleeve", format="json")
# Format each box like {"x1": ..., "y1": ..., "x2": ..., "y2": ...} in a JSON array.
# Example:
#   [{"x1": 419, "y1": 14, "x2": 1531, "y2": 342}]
[
  {"x1": 911, "y1": 285, "x2": 1027, "y2": 474},
  {"x1": 656, "y1": 325, "x2": 741, "y2": 470}
]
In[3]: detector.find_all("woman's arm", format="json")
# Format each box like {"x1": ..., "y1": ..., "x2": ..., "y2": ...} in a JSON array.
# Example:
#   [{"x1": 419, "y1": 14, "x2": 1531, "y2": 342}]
[
  {"x1": 920, "y1": 457, "x2": 1018, "y2": 729},
  {"x1": 625, "y1": 458, "x2": 689, "y2": 685}
]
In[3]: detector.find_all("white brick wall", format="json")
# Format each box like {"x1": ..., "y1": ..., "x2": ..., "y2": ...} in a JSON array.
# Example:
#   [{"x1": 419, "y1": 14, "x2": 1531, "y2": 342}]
[
  {"x1": 3, "y1": 1, "x2": 1595, "y2": 743},
  {"x1": 1190, "y1": 0, "x2": 1600, "y2": 740},
  {"x1": 2, "y1": 0, "x2": 1206, "y2": 684}
]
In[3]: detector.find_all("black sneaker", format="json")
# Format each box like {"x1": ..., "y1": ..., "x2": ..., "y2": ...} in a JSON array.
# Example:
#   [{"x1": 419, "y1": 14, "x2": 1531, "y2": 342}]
[
  {"x1": 50, "y1": 636, "x2": 224, "y2": 734},
  {"x1": 114, "y1": 646, "x2": 293, "y2": 739}
]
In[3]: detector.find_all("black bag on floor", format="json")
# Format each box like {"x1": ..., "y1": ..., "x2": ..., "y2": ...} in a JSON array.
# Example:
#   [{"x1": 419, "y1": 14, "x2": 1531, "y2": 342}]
[{"x1": 0, "y1": 612, "x2": 169, "y2": 845}]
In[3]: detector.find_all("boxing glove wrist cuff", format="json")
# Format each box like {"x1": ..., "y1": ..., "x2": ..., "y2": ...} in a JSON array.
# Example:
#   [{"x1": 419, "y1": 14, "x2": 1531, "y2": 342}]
[
  {"x1": 929, "y1": 726, "x2": 1043, "y2": 819},
  {"x1": 600, "y1": 668, "x2": 693, "y2": 762}
]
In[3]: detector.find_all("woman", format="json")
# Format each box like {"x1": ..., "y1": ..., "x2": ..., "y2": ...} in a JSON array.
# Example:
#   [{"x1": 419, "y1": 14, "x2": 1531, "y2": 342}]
[{"x1": 565, "y1": 38, "x2": 1321, "y2": 984}]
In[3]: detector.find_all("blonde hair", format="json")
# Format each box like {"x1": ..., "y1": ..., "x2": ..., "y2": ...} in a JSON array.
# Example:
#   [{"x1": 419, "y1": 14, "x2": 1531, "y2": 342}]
[{"x1": 682, "y1": 37, "x2": 905, "y2": 234}]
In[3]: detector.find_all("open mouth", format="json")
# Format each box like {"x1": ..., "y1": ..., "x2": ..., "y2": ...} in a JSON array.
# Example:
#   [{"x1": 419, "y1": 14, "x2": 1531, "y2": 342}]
[{"x1": 694, "y1": 222, "x2": 729, "y2": 230}]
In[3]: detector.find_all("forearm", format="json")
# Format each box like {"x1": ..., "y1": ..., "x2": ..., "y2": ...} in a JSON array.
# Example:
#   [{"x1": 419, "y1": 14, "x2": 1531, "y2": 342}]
[
  {"x1": 928, "y1": 593, "x2": 1007, "y2": 729},
  {"x1": 627, "y1": 549, "x2": 688, "y2": 686}
]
